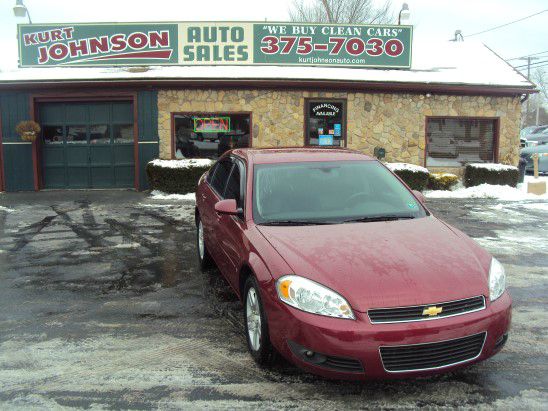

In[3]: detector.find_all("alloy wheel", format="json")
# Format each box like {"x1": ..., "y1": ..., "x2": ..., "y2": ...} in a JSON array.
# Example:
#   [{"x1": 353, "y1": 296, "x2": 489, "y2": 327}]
[{"x1": 246, "y1": 287, "x2": 262, "y2": 351}]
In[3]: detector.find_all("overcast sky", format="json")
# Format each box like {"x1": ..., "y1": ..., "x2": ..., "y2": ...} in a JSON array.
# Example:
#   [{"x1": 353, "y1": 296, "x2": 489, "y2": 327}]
[{"x1": 0, "y1": 0, "x2": 546, "y2": 73}]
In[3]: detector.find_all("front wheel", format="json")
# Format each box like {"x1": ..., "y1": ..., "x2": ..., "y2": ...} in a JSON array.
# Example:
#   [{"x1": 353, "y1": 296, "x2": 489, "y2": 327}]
[
  {"x1": 244, "y1": 276, "x2": 276, "y2": 366},
  {"x1": 196, "y1": 216, "x2": 213, "y2": 271}
]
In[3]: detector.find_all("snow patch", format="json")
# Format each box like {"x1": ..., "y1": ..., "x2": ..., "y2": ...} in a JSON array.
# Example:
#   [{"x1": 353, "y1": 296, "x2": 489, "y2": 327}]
[
  {"x1": 386, "y1": 163, "x2": 428, "y2": 174},
  {"x1": 150, "y1": 191, "x2": 196, "y2": 201},
  {"x1": 148, "y1": 159, "x2": 213, "y2": 169},
  {"x1": 0, "y1": 205, "x2": 14, "y2": 213},
  {"x1": 425, "y1": 183, "x2": 548, "y2": 201},
  {"x1": 113, "y1": 242, "x2": 141, "y2": 249},
  {"x1": 467, "y1": 163, "x2": 518, "y2": 172}
]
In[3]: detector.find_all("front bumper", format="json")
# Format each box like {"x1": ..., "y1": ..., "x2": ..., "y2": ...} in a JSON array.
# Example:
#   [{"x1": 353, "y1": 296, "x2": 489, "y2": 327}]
[{"x1": 265, "y1": 291, "x2": 512, "y2": 380}]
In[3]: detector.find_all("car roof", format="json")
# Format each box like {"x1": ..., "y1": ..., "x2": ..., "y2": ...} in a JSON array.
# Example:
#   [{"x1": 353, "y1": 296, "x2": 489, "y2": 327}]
[{"x1": 230, "y1": 147, "x2": 375, "y2": 164}]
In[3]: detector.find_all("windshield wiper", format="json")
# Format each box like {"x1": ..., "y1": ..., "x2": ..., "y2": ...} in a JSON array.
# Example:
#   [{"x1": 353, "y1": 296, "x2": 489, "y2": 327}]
[
  {"x1": 341, "y1": 215, "x2": 416, "y2": 223},
  {"x1": 259, "y1": 220, "x2": 335, "y2": 226}
]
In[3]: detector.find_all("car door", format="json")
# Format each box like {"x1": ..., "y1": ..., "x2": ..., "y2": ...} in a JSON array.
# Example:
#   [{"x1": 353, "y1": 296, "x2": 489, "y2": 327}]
[
  {"x1": 200, "y1": 158, "x2": 233, "y2": 268},
  {"x1": 216, "y1": 157, "x2": 248, "y2": 289}
]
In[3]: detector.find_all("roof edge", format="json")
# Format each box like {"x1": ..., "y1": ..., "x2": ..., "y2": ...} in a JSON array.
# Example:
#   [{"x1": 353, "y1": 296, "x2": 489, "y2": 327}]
[{"x1": 0, "y1": 78, "x2": 537, "y2": 96}]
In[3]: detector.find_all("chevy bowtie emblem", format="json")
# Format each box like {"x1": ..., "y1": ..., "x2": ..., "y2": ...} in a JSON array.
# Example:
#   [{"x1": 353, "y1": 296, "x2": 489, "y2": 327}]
[{"x1": 423, "y1": 306, "x2": 443, "y2": 316}]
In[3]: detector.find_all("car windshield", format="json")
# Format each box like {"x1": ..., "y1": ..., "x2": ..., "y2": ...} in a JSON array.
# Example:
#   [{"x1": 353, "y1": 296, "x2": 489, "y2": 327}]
[{"x1": 253, "y1": 160, "x2": 427, "y2": 224}]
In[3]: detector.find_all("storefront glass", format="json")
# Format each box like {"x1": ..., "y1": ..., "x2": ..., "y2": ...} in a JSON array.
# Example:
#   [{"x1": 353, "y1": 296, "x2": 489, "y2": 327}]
[
  {"x1": 426, "y1": 118, "x2": 496, "y2": 167},
  {"x1": 306, "y1": 100, "x2": 346, "y2": 147},
  {"x1": 173, "y1": 113, "x2": 250, "y2": 158}
]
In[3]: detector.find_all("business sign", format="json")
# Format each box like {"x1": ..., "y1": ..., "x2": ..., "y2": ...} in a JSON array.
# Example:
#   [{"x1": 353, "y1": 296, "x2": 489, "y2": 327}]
[
  {"x1": 18, "y1": 22, "x2": 412, "y2": 68},
  {"x1": 193, "y1": 117, "x2": 231, "y2": 133}
]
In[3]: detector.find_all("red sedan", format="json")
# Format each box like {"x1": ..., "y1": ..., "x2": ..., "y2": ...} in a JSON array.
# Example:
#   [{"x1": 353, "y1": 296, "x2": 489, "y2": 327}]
[{"x1": 195, "y1": 148, "x2": 511, "y2": 379}]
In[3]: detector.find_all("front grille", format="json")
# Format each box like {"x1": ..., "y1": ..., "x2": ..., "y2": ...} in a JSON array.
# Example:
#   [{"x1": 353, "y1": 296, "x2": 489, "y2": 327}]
[
  {"x1": 380, "y1": 332, "x2": 486, "y2": 372},
  {"x1": 368, "y1": 296, "x2": 485, "y2": 324}
]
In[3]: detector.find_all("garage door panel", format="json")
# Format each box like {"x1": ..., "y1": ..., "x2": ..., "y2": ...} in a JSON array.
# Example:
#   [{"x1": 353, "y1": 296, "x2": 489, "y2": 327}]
[
  {"x1": 43, "y1": 146, "x2": 65, "y2": 167},
  {"x1": 91, "y1": 166, "x2": 115, "y2": 188},
  {"x1": 67, "y1": 167, "x2": 89, "y2": 188},
  {"x1": 66, "y1": 104, "x2": 89, "y2": 123},
  {"x1": 90, "y1": 145, "x2": 113, "y2": 166},
  {"x1": 115, "y1": 166, "x2": 134, "y2": 187},
  {"x1": 113, "y1": 145, "x2": 135, "y2": 165},
  {"x1": 40, "y1": 104, "x2": 65, "y2": 123},
  {"x1": 66, "y1": 146, "x2": 89, "y2": 166},
  {"x1": 44, "y1": 167, "x2": 66, "y2": 188}
]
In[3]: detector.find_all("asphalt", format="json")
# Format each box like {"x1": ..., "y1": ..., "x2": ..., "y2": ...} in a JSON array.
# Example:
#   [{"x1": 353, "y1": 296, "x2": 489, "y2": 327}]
[{"x1": 0, "y1": 190, "x2": 546, "y2": 410}]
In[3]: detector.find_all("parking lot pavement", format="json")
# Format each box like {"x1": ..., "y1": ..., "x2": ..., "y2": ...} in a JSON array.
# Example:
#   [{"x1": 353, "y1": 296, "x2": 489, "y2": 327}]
[{"x1": 0, "y1": 190, "x2": 546, "y2": 409}]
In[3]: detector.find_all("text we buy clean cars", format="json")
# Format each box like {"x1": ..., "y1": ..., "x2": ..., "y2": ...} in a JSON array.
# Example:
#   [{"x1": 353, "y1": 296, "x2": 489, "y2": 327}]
[{"x1": 18, "y1": 22, "x2": 411, "y2": 68}]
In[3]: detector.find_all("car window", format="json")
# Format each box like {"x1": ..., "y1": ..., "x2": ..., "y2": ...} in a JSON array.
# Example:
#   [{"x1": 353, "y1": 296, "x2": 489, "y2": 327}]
[
  {"x1": 224, "y1": 164, "x2": 241, "y2": 207},
  {"x1": 209, "y1": 160, "x2": 233, "y2": 197},
  {"x1": 253, "y1": 160, "x2": 427, "y2": 224},
  {"x1": 206, "y1": 163, "x2": 219, "y2": 184}
]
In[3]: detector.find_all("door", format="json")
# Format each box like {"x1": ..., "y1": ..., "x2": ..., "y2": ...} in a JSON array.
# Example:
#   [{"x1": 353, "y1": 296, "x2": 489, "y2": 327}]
[
  {"x1": 200, "y1": 158, "x2": 234, "y2": 270},
  {"x1": 217, "y1": 158, "x2": 247, "y2": 288},
  {"x1": 40, "y1": 101, "x2": 135, "y2": 189}
]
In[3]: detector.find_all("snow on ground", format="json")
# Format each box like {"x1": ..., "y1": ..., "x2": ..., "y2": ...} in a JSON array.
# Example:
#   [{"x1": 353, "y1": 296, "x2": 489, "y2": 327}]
[
  {"x1": 425, "y1": 176, "x2": 548, "y2": 201},
  {"x1": 386, "y1": 162, "x2": 429, "y2": 173},
  {"x1": 137, "y1": 191, "x2": 196, "y2": 223},
  {"x1": 148, "y1": 159, "x2": 213, "y2": 169},
  {"x1": 150, "y1": 190, "x2": 196, "y2": 201},
  {"x1": 0, "y1": 205, "x2": 15, "y2": 212}
]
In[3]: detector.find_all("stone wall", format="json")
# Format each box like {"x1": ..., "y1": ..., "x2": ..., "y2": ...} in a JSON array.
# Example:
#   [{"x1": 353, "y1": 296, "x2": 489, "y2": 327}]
[{"x1": 157, "y1": 89, "x2": 522, "y2": 168}]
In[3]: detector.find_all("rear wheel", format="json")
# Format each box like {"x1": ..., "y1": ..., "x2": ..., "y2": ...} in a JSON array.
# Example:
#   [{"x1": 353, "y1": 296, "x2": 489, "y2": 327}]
[
  {"x1": 244, "y1": 276, "x2": 275, "y2": 365},
  {"x1": 196, "y1": 215, "x2": 213, "y2": 271}
]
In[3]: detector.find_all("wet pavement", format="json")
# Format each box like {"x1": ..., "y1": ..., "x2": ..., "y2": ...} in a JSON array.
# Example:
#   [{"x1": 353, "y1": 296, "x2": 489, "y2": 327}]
[{"x1": 0, "y1": 190, "x2": 546, "y2": 410}]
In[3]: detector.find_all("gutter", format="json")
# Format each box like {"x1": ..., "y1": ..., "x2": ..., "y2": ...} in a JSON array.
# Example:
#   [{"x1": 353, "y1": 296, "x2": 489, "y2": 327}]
[{"x1": 0, "y1": 78, "x2": 537, "y2": 96}]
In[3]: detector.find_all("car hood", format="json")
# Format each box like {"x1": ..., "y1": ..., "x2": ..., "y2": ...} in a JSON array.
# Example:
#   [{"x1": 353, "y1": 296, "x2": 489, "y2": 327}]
[{"x1": 256, "y1": 217, "x2": 490, "y2": 312}]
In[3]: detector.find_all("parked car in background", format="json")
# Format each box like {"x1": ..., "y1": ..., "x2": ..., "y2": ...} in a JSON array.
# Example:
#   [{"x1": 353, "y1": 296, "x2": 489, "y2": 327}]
[
  {"x1": 520, "y1": 145, "x2": 548, "y2": 174},
  {"x1": 525, "y1": 128, "x2": 548, "y2": 147},
  {"x1": 195, "y1": 147, "x2": 511, "y2": 380},
  {"x1": 520, "y1": 125, "x2": 539, "y2": 138}
]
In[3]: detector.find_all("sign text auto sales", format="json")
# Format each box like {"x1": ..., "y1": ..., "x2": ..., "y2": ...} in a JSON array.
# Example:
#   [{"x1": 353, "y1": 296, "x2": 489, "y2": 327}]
[{"x1": 18, "y1": 22, "x2": 411, "y2": 68}]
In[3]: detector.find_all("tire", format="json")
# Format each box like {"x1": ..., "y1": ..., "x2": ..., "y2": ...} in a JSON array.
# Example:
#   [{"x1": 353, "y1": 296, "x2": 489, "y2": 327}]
[
  {"x1": 196, "y1": 215, "x2": 213, "y2": 271},
  {"x1": 244, "y1": 276, "x2": 276, "y2": 366}
]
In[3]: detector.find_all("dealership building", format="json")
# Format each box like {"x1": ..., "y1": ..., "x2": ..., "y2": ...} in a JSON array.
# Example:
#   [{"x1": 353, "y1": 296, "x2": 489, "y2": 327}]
[{"x1": 0, "y1": 22, "x2": 535, "y2": 191}]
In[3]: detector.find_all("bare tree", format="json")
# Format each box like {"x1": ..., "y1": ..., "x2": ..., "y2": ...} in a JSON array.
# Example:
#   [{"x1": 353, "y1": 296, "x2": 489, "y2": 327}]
[
  {"x1": 289, "y1": 0, "x2": 394, "y2": 24},
  {"x1": 522, "y1": 68, "x2": 548, "y2": 126}
]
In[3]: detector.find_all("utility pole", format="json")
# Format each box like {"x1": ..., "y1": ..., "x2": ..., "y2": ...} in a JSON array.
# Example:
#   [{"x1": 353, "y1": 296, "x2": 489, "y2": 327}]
[{"x1": 519, "y1": 56, "x2": 539, "y2": 125}]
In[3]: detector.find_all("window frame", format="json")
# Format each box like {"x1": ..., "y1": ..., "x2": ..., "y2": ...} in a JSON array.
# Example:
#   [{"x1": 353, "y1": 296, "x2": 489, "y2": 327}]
[
  {"x1": 304, "y1": 98, "x2": 348, "y2": 148},
  {"x1": 170, "y1": 111, "x2": 253, "y2": 159},
  {"x1": 424, "y1": 116, "x2": 500, "y2": 167}
]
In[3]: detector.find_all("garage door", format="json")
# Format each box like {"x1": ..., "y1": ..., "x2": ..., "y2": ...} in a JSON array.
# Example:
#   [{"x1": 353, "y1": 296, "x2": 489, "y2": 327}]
[{"x1": 40, "y1": 102, "x2": 135, "y2": 189}]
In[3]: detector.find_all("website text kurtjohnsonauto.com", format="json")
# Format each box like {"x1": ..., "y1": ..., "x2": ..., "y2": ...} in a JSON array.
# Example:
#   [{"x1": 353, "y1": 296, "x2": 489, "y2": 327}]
[{"x1": 298, "y1": 56, "x2": 367, "y2": 64}]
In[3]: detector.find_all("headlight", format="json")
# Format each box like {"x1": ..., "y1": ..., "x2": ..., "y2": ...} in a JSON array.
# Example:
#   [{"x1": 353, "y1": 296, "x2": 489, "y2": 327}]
[
  {"x1": 276, "y1": 275, "x2": 354, "y2": 319},
  {"x1": 489, "y1": 258, "x2": 506, "y2": 301}
]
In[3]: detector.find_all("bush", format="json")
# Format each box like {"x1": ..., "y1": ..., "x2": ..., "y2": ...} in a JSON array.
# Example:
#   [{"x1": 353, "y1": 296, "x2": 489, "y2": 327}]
[
  {"x1": 146, "y1": 159, "x2": 214, "y2": 194},
  {"x1": 464, "y1": 163, "x2": 519, "y2": 188},
  {"x1": 386, "y1": 163, "x2": 430, "y2": 191},
  {"x1": 428, "y1": 173, "x2": 459, "y2": 190}
]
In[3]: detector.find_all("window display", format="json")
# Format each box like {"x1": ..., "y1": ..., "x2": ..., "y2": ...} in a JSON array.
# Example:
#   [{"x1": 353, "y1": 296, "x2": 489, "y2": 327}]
[
  {"x1": 173, "y1": 113, "x2": 250, "y2": 158},
  {"x1": 306, "y1": 100, "x2": 346, "y2": 147}
]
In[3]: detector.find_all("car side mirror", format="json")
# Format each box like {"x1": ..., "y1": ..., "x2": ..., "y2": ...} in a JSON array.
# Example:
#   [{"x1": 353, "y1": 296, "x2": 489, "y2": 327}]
[
  {"x1": 214, "y1": 199, "x2": 243, "y2": 216},
  {"x1": 412, "y1": 190, "x2": 426, "y2": 203}
]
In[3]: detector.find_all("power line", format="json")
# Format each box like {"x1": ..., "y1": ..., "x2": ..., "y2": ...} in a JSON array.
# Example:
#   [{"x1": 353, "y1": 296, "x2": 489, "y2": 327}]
[
  {"x1": 506, "y1": 50, "x2": 548, "y2": 61},
  {"x1": 514, "y1": 59, "x2": 548, "y2": 69},
  {"x1": 466, "y1": 9, "x2": 548, "y2": 37}
]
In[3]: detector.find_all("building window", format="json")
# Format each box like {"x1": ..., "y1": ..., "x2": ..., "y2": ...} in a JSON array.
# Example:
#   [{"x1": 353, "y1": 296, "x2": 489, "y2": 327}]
[
  {"x1": 305, "y1": 100, "x2": 346, "y2": 147},
  {"x1": 173, "y1": 113, "x2": 250, "y2": 159},
  {"x1": 426, "y1": 117, "x2": 497, "y2": 167}
]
